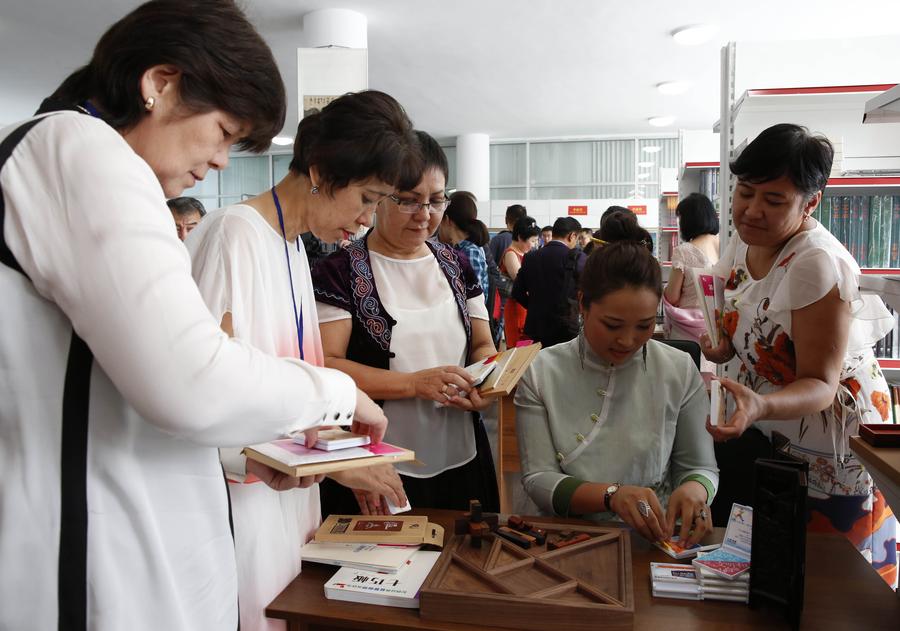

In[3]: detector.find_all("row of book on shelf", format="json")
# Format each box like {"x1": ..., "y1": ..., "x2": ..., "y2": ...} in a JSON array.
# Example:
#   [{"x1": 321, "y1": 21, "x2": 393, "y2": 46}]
[{"x1": 811, "y1": 195, "x2": 900, "y2": 268}]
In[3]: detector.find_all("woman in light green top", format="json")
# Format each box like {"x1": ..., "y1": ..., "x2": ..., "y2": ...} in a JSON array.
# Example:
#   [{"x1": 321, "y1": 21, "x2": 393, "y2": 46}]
[{"x1": 515, "y1": 223, "x2": 718, "y2": 545}]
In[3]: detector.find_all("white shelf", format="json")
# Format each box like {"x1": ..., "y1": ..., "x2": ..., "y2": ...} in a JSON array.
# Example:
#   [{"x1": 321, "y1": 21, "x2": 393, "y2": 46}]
[
  {"x1": 859, "y1": 274, "x2": 900, "y2": 313},
  {"x1": 863, "y1": 84, "x2": 900, "y2": 124}
]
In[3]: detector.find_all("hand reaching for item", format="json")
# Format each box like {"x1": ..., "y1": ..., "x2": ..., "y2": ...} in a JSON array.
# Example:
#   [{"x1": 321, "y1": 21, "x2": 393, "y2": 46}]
[
  {"x1": 608, "y1": 485, "x2": 670, "y2": 542},
  {"x1": 706, "y1": 377, "x2": 767, "y2": 442},
  {"x1": 665, "y1": 481, "x2": 712, "y2": 547},
  {"x1": 329, "y1": 464, "x2": 408, "y2": 515},
  {"x1": 348, "y1": 388, "x2": 388, "y2": 444},
  {"x1": 699, "y1": 331, "x2": 735, "y2": 364}
]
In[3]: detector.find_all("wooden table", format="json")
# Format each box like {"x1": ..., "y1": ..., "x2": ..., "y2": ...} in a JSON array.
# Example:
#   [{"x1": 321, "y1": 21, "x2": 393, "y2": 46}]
[
  {"x1": 267, "y1": 509, "x2": 900, "y2": 631},
  {"x1": 850, "y1": 435, "x2": 900, "y2": 523}
]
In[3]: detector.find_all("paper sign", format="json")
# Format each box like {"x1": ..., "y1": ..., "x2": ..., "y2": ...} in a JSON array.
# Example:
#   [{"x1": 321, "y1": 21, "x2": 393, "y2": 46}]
[
  {"x1": 628, "y1": 204, "x2": 647, "y2": 215},
  {"x1": 568, "y1": 205, "x2": 588, "y2": 216}
]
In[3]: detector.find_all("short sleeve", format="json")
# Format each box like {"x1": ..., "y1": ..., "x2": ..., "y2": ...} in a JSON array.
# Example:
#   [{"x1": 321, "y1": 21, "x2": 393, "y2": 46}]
[
  {"x1": 467, "y1": 296, "x2": 489, "y2": 321},
  {"x1": 311, "y1": 248, "x2": 353, "y2": 311},
  {"x1": 316, "y1": 301, "x2": 351, "y2": 324},
  {"x1": 671, "y1": 244, "x2": 687, "y2": 271}
]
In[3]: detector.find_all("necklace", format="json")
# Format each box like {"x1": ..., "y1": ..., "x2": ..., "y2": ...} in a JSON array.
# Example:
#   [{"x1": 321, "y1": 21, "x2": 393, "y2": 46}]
[{"x1": 271, "y1": 187, "x2": 304, "y2": 361}]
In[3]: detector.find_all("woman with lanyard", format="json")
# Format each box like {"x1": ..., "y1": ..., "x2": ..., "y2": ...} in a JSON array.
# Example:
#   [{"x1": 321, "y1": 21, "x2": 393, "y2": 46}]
[
  {"x1": 0, "y1": 2, "x2": 389, "y2": 630},
  {"x1": 187, "y1": 90, "x2": 415, "y2": 631}
]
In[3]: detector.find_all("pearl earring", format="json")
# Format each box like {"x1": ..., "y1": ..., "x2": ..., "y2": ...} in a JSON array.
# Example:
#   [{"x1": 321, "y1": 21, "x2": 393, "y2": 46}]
[{"x1": 144, "y1": 96, "x2": 155, "y2": 111}]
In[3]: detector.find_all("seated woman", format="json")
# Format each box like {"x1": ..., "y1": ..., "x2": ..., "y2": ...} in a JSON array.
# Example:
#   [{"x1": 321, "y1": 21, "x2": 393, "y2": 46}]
[
  {"x1": 515, "y1": 225, "x2": 718, "y2": 545},
  {"x1": 438, "y1": 191, "x2": 490, "y2": 299},
  {"x1": 662, "y1": 193, "x2": 719, "y2": 372},
  {"x1": 313, "y1": 131, "x2": 500, "y2": 513},
  {"x1": 186, "y1": 90, "x2": 412, "y2": 631},
  {"x1": 702, "y1": 123, "x2": 897, "y2": 586},
  {"x1": 500, "y1": 215, "x2": 540, "y2": 347}
]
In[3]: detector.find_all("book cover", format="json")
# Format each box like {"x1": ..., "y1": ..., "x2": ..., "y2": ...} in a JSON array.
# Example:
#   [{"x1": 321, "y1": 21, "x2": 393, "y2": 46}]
[
  {"x1": 324, "y1": 550, "x2": 442, "y2": 609},
  {"x1": 870, "y1": 195, "x2": 882, "y2": 268},
  {"x1": 692, "y1": 503, "x2": 752, "y2": 580},
  {"x1": 709, "y1": 380, "x2": 726, "y2": 427},
  {"x1": 691, "y1": 269, "x2": 724, "y2": 347},
  {"x1": 881, "y1": 195, "x2": 893, "y2": 268},
  {"x1": 820, "y1": 195, "x2": 831, "y2": 234},
  {"x1": 859, "y1": 195, "x2": 869, "y2": 267},
  {"x1": 302, "y1": 541, "x2": 418, "y2": 574},
  {"x1": 477, "y1": 342, "x2": 542, "y2": 396},
  {"x1": 892, "y1": 196, "x2": 900, "y2": 267},
  {"x1": 841, "y1": 196, "x2": 851, "y2": 252},
  {"x1": 293, "y1": 428, "x2": 371, "y2": 451},
  {"x1": 315, "y1": 515, "x2": 445, "y2": 548},
  {"x1": 654, "y1": 537, "x2": 720, "y2": 560},
  {"x1": 848, "y1": 196, "x2": 859, "y2": 262}
]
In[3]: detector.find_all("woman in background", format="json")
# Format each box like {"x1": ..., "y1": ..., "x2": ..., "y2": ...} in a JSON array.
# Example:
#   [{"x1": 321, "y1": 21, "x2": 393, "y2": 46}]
[
  {"x1": 663, "y1": 193, "x2": 719, "y2": 372},
  {"x1": 438, "y1": 190, "x2": 491, "y2": 298},
  {"x1": 501, "y1": 215, "x2": 540, "y2": 347}
]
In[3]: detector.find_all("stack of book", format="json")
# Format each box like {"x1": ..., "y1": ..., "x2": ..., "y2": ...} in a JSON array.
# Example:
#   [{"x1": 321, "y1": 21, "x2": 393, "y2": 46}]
[
  {"x1": 813, "y1": 195, "x2": 900, "y2": 268},
  {"x1": 650, "y1": 562, "x2": 749, "y2": 602}
]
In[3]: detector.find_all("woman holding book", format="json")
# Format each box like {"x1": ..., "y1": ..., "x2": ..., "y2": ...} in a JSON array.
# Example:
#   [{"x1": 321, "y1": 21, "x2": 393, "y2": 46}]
[
  {"x1": 515, "y1": 225, "x2": 718, "y2": 546},
  {"x1": 187, "y1": 91, "x2": 412, "y2": 631},
  {"x1": 701, "y1": 123, "x2": 897, "y2": 586},
  {"x1": 662, "y1": 193, "x2": 720, "y2": 372},
  {"x1": 500, "y1": 215, "x2": 541, "y2": 347},
  {"x1": 314, "y1": 131, "x2": 500, "y2": 514}
]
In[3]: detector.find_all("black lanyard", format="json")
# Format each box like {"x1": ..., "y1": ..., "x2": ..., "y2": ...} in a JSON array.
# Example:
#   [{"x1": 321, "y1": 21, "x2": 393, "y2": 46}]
[{"x1": 271, "y1": 187, "x2": 304, "y2": 360}]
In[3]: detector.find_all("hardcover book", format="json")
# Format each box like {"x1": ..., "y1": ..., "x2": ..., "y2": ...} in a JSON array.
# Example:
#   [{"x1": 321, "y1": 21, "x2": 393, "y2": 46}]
[
  {"x1": 691, "y1": 269, "x2": 724, "y2": 347},
  {"x1": 244, "y1": 439, "x2": 414, "y2": 478},
  {"x1": 324, "y1": 550, "x2": 442, "y2": 608},
  {"x1": 302, "y1": 541, "x2": 418, "y2": 574}
]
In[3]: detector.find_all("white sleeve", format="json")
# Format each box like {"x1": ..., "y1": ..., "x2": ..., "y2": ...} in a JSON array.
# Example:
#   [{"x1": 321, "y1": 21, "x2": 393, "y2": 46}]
[
  {"x1": 2, "y1": 113, "x2": 356, "y2": 447},
  {"x1": 467, "y1": 296, "x2": 489, "y2": 321},
  {"x1": 316, "y1": 300, "x2": 352, "y2": 323}
]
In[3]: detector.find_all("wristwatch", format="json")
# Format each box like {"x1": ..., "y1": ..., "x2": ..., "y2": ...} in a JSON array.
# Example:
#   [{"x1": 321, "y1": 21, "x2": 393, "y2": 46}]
[{"x1": 603, "y1": 483, "x2": 621, "y2": 514}]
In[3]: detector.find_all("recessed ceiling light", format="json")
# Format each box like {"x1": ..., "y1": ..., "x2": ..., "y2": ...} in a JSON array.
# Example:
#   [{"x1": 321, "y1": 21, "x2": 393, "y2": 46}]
[
  {"x1": 657, "y1": 81, "x2": 690, "y2": 95},
  {"x1": 271, "y1": 136, "x2": 293, "y2": 146},
  {"x1": 637, "y1": 173, "x2": 651, "y2": 179},
  {"x1": 642, "y1": 146, "x2": 661, "y2": 154},
  {"x1": 672, "y1": 24, "x2": 717, "y2": 46},
  {"x1": 648, "y1": 116, "x2": 675, "y2": 127},
  {"x1": 638, "y1": 161, "x2": 655, "y2": 168}
]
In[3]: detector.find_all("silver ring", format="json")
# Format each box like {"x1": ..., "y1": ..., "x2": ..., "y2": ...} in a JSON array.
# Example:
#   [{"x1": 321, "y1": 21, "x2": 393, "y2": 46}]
[
  {"x1": 441, "y1": 384, "x2": 448, "y2": 394},
  {"x1": 637, "y1": 499, "x2": 651, "y2": 517},
  {"x1": 697, "y1": 509, "x2": 707, "y2": 521}
]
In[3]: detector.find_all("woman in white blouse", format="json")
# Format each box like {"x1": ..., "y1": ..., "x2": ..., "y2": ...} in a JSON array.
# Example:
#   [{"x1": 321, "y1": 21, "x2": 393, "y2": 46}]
[
  {"x1": 314, "y1": 132, "x2": 501, "y2": 514},
  {"x1": 187, "y1": 91, "x2": 412, "y2": 631}
]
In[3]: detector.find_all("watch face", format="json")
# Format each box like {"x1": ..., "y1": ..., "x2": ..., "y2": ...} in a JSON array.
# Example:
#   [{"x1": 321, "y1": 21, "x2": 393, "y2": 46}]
[{"x1": 606, "y1": 484, "x2": 618, "y2": 494}]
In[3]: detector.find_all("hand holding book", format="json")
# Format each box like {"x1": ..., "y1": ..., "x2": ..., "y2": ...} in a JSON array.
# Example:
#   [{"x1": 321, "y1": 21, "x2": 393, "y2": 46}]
[{"x1": 706, "y1": 377, "x2": 767, "y2": 442}]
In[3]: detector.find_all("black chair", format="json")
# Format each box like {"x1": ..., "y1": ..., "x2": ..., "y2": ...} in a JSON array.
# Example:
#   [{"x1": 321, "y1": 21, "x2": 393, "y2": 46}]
[{"x1": 659, "y1": 338, "x2": 701, "y2": 370}]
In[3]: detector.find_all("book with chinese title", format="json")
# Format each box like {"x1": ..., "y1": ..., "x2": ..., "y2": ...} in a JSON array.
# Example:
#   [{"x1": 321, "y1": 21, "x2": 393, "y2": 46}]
[{"x1": 324, "y1": 550, "x2": 441, "y2": 608}]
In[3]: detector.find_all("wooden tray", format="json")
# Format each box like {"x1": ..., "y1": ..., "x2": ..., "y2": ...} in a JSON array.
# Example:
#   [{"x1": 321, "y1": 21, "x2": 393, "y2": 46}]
[
  {"x1": 859, "y1": 424, "x2": 900, "y2": 447},
  {"x1": 419, "y1": 522, "x2": 633, "y2": 631}
]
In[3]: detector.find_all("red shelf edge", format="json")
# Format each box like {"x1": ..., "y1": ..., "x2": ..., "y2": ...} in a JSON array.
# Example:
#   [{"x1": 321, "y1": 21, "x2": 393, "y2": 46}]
[
  {"x1": 684, "y1": 161, "x2": 720, "y2": 169},
  {"x1": 747, "y1": 84, "x2": 896, "y2": 97},
  {"x1": 827, "y1": 177, "x2": 900, "y2": 187},
  {"x1": 860, "y1": 269, "x2": 900, "y2": 275},
  {"x1": 878, "y1": 358, "x2": 900, "y2": 370}
]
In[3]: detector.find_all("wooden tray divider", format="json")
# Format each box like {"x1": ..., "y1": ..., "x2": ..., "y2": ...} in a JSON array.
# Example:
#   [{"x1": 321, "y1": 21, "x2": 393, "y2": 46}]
[
  {"x1": 448, "y1": 552, "x2": 516, "y2": 595},
  {"x1": 537, "y1": 531, "x2": 621, "y2": 561},
  {"x1": 487, "y1": 557, "x2": 535, "y2": 576},
  {"x1": 526, "y1": 580, "x2": 580, "y2": 599},
  {"x1": 574, "y1": 581, "x2": 626, "y2": 607}
]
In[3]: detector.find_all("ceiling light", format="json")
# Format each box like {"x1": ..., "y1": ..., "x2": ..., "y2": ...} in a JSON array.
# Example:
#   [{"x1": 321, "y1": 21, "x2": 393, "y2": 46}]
[
  {"x1": 271, "y1": 136, "x2": 293, "y2": 146},
  {"x1": 638, "y1": 173, "x2": 650, "y2": 179},
  {"x1": 657, "y1": 81, "x2": 690, "y2": 95},
  {"x1": 638, "y1": 161, "x2": 655, "y2": 168},
  {"x1": 672, "y1": 24, "x2": 717, "y2": 46},
  {"x1": 648, "y1": 116, "x2": 675, "y2": 127},
  {"x1": 642, "y1": 146, "x2": 661, "y2": 154}
]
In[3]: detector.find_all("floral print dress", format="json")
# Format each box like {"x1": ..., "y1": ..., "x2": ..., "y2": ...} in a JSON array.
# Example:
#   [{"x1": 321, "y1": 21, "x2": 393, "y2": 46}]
[{"x1": 715, "y1": 223, "x2": 897, "y2": 586}]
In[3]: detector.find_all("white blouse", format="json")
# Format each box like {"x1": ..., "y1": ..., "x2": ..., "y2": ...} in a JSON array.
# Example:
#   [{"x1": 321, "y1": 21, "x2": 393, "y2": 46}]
[{"x1": 318, "y1": 249, "x2": 488, "y2": 477}]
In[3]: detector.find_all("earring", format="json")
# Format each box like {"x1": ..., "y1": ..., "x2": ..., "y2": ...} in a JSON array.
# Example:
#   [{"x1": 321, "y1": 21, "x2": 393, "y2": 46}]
[
  {"x1": 144, "y1": 96, "x2": 155, "y2": 111},
  {"x1": 310, "y1": 185, "x2": 319, "y2": 195}
]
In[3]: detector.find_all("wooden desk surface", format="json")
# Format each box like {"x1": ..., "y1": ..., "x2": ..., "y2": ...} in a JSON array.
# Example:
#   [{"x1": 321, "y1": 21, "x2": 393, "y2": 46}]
[
  {"x1": 267, "y1": 509, "x2": 900, "y2": 631},
  {"x1": 850, "y1": 435, "x2": 900, "y2": 490}
]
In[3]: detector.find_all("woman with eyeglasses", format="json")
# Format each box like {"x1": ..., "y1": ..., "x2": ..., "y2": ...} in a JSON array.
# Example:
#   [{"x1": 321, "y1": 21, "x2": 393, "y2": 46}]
[
  {"x1": 186, "y1": 90, "x2": 412, "y2": 631},
  {"x1": 313, "y1": 131, "x2": 500, "y2": 514}
]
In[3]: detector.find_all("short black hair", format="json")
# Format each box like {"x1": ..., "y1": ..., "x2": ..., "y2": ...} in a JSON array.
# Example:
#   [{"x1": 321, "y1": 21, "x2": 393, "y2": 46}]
[
  {"x1": 541, "y1": 226, "x2": 553, "y2": 233},
  {"x1": 552, "y1": 216, "x2": 582, "y2": 238},
  {"x1": 676, "y1": 193, "x2": 718, "y2": 241},
  {"x1": 289, "y1": 90, "x2": 422, "y2": 195},
  {"x1": 445, "y1": 191, "x2": 489, "y2": 246},
  {"x1": 730, "y1": 123, "x2": 833, "y2": 198},
  {"x1": 166, "y1": 196, "x2": 206, "y2": 217},
  {"x1": 512, "y1": 216, "x2": 540, "y2": 241},
  {"x1": 580, "y1": 216, "x2": 662, "y2": 308},
  {"x1": 408, "y1": 131, "x2": 449, "y2": 189},
  {"x1": 505, "y1": 204, "x2": 527, "y2": 226},
  {"x1": 49, "y1": 0, "x2": 285, "y2": 153},
  {"x1": 600, "y1": 205, "x2": 634, "y2": 226}
]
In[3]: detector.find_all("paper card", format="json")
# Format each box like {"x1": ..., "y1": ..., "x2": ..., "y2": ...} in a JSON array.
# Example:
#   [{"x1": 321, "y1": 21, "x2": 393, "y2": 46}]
[
  {"x1": 709, "y1": 380, "x2": 727, "y2": 426},
  {"x1": 654, "y1": 537, "x2": 720, "y2": 560},
  {"x1": 692, "y1": 548, "x2": 751, "y2": 579},
  {"x1": 293, "y1": 429, "x2": 371, "y2": 451},
  {"x1": 722, "y1": 503, "x2": 753, "y2": 556},
  {"x1": 650, "y1": 562, "x2": 699, "y2": 584}
]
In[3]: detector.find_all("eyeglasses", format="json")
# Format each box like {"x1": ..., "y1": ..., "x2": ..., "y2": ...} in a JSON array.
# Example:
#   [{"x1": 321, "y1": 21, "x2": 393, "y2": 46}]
[{"x1": 387, "y1": 194, "x2": 450, "y2": 214}]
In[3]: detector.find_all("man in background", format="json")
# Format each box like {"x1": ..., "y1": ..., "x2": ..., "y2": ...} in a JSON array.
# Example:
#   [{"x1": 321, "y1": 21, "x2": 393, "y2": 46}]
[
  {"x1": 540, "y1": 225, "x2": 553, "y2": 247},
  {"x1": 577, "y1": 227, "x2": 593, "y2": 250},
  {"x1": 167, "y1": 197, "x2": 206, "y2": 241},
  {"x1": 512, "y1": 216, "x2": 586, "y2": 348}
]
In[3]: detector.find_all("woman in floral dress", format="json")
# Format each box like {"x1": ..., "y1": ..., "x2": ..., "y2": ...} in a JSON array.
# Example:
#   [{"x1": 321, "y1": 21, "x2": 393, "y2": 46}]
[{"x1": 702, "y1": 123, "x2": 897, "y2": 586}]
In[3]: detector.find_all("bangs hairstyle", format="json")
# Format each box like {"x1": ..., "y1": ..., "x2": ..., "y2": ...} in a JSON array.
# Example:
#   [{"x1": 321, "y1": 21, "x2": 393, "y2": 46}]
[
  {"x1": 676, "y1": 193, "x2": 718, "y2": 241},
  {"x1": 401, "y1": 130, "x2": 449, "y2": 190},
  {"x1": 50, "y1": 0, "x2": 285, "y2": 153},
  {"x1": 730, "y1": 123, "x2": 834, "y2": 198},
  {"x1": 290, "y1": 90, "x2": 422, "y2": 194}
]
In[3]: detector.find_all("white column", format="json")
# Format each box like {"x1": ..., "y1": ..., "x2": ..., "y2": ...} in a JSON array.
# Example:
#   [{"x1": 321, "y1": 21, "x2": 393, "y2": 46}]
[
  {"x1": 302, "y1": 9, "x2": 367, "y2": 48},
  {"x1": 455, "y1": 133, "x2": 491, "y2": 201}
]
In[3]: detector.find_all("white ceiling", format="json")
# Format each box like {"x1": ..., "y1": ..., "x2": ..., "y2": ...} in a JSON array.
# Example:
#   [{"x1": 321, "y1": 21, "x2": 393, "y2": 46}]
[{"x1": 2, "y1": 0, "x2": 900, "y2": 141}]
